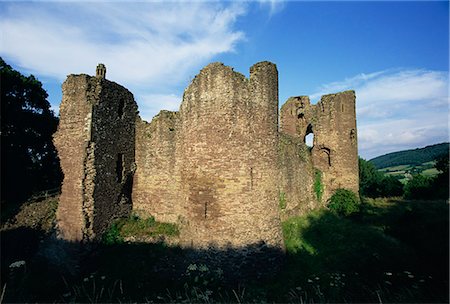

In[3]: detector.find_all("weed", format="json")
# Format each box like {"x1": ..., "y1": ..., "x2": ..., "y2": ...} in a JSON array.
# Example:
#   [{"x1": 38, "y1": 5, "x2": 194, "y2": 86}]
[
  {"x1": 314, "y1": 170, "x2": 323, "y2": 202},
  {"x1": 279, "y1": 191, "x2": 286, "y2": 210}
]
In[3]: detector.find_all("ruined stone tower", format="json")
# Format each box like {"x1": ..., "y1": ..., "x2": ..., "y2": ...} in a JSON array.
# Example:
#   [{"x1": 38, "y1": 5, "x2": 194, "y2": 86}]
[
  {"x1": 55, "y1": 61, "x2": 358, "y2": 246},
  {"x1": 54, "y1": 64, "x2": 137, "y2": 241},
  {"x1": 280, "y1": 92, "x2": 358, "y2": 203},
  {"x1": 132, "y1": 62, "x2": 284, "y2": 248}
]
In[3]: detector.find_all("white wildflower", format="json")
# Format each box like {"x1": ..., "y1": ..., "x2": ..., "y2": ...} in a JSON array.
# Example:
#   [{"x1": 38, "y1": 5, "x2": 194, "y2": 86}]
[{"x1": 9, "y1": 260, "x2": 26, "y2": 268}]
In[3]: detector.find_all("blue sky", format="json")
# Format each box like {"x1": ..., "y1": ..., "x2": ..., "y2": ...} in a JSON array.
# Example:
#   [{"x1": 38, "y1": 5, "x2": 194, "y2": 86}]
[{"x1": 1, "y1": 1, "x2": 448, "y2": 159}]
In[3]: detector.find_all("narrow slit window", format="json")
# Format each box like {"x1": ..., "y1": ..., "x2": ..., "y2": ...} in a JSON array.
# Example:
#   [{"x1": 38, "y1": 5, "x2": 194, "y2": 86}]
[
  {"x1": 118, "y1": 98, "x2": 125, "y2": 119},
  {"x1": 116, "y1": 153, "x2": 124, "y2": 183}
]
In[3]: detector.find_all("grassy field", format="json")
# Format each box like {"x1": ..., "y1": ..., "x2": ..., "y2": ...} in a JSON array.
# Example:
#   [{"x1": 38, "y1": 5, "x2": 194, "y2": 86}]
[
  {"x1": 1, "y1": 196, "x2": 448, "y2": 303},
  {"x1": 378, "y1": 161, "x2": 439, "y2": 184}
]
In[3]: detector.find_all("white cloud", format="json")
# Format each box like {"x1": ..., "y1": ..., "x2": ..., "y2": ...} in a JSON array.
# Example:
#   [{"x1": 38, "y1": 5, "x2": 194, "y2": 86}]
[
  {"x1": 310, "y1": 69, "x2": 449, "y2": 159},
  {"x1": 0, "y1": 2, "x2": 247, "y2": 120}
]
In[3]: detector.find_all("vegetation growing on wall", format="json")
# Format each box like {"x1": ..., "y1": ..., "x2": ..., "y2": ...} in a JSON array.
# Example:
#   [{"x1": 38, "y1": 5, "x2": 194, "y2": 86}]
[
  {"x1": 314, "y1": 169, "x2": 323, "y2": 202},
  {"x1": 279, "y1": 191, "x2": 286, "y2": 210}
]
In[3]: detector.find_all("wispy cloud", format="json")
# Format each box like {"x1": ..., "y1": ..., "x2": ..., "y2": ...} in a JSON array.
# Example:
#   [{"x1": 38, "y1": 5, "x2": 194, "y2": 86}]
[
  {"x1": 0, "y1": 2, "x2": 247, "y2": 120},
  {"x1": 256, "y1": 0, "x2": 286, "y2": 16},
  {"x1": 310, "y1": 69, "x2": 449, "y2": 159}
]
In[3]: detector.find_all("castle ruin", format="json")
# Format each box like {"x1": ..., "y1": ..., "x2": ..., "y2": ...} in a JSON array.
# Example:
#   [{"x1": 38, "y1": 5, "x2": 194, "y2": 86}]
[{"x1": 54, "y1": 62, "x2": 358, "y2": 249}]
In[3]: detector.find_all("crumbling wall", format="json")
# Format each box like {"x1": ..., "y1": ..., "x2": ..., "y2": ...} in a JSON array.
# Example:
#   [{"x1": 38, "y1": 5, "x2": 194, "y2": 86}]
[
  {"x1": 174, "y1": 62, "x2": 283, "y2": 248},
  {"x1": 54, "y1": 75, "x2": 93, "y2": 241},
  {"x1": 278, "y1": 133, "x2": 316, "y2": 220},
  {"x1": 313, "y1": 91, "x2": 358, "y2": 201},
  {"x1": 56, "y1": 61, "x2": 358, "y2": 245},
  {"x1": 132, "y1": 111, "x2": 181, "y2": 223},
  {"x1": 55, "y1": 68, "x2": 137, "y2": 241},
  {"x1": 89, "y1": 80, "x2": 137, "y2": 238},
  {"x1": 279, "y1": 90, "x2": 358, "y2": 207}
]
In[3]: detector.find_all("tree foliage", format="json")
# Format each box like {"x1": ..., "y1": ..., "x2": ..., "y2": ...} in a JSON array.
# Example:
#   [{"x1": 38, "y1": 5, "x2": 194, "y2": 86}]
[
  {"x1": 1, "y1": 57, "x2": 62, "y2": 204},
  {"x1": 359, "y1": 158, "x2": 403, "y2": 198}
]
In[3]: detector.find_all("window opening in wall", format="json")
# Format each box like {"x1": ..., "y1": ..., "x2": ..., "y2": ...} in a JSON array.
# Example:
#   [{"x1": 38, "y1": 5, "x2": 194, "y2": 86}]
[
  {"x1": 341, "y1": 103, "x2": 344, "y2": 112},
  {"x1": 116, "y1": 153, "x2": 124, "y2": 183},
  {"x1": 320, "y1": 148, "x2": 331, "y2": 167},
  {"x1": 118, "y1": 98, "x2": 125, "y2": 119},
  {"x1": 305, "y1": 124, "x2": 314, "y2": 148},
  {"x1": 298, "y1": 113, "x2": 304, "y2": 119},
  {"x1": 204, "y1": 202, "x2": 208, "y2": 219}
]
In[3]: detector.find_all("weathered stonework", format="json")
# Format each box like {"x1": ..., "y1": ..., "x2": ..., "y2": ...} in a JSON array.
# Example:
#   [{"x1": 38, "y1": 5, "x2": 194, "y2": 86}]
[
  {"x1": 54, "y1": 65, "x2": 137, "y2": 241},
  {"x1": 280, "y1": 92, "x2": 359, "y2": 204},
  {"x1": 54, "y1": 61, "x2": 358, "y2": 248}
]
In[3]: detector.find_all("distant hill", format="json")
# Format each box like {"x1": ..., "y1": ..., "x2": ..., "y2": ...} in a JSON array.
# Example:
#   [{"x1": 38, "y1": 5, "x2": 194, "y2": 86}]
[{"x1": 370, "y1": 143, "x2": 449, "y2": 169}]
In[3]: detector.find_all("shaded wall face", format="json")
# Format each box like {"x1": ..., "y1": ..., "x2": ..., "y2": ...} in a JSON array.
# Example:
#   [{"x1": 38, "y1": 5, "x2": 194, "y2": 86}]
[
  {"x1": 54, "y1": 75, "x2": 137, "y2": 241},
  {"x1": 176, "y1": 62, "x2": 283, "y2": 248},
  {"x1": 90, "y1": 80, "x2": 137, "y2": 238}
]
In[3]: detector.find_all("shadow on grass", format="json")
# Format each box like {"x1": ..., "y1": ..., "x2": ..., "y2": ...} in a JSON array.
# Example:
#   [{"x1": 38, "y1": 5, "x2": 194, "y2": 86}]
[
  {"x1": 271, "y1": 199, "x2": 449, "y2": 303},
  {"x1": 1, "y1": 199, "x2": 448, "y2": 303},
  {"x1": 1, "y1": 228, "x2": 284, "y2": 303}
]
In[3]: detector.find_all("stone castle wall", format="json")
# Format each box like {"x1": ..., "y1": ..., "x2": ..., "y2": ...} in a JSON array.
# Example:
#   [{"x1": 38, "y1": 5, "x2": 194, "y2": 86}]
[
  {"x1": 55, "y1": 62, "x2": 358, "y2": 247},
  {"x1": 280, "y1": 91, "x2": 358, "y2": 203},
  {"x1": 132, "y1": 112, "x2": 181, "y2": 223},
  {"x1": 54, "y1": 68, "x2": 137, "y2": 241}
]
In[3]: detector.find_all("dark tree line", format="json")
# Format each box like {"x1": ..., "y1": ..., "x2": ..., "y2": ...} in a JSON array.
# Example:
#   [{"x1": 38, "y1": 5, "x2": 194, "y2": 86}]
[
  {"x1": 370, "y1": 142, "x2": 449, "y2": 169},
  {"x1": 1, "y1": 57, "x2": 62, "y2": 205}
]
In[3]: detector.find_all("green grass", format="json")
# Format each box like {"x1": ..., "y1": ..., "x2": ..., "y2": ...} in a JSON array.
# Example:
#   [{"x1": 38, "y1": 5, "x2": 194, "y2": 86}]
[
  {"x1": 378, "y1": 160, "x2": 441, "y2": 185},
  {"x1": 422, "y1": 168, "x2": 439, "y2": 176},
  {"x1": 379, "y1": 164, "x2": 411, "y2": 172},
  {"x1": 103, "y1": 214, "x2": 179, "y2": 244},
  {"x1": 2, "y1": 197, "x2": 448, "y2": 303},
  {"x1": 272, "y1": 198, "x2": 449, "y2": 302}
]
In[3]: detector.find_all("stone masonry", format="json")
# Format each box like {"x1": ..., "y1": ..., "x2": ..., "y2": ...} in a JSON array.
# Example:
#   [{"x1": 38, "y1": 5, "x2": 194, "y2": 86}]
[
  {"x1": 54, "y1": 64, "x2": 137, "y2": 241},
  {"x1": 55, "y1": 62, "x2": 358, "y2": 246}
]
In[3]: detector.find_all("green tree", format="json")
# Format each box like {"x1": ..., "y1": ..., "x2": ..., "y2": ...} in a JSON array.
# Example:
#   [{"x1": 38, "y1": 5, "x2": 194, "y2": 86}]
[
  {"x1": 359, "y1": 157, "x2": 403, "y2": 198},
  {"x1": 1, "y1": 57, "x2": 62, "y2": 205},
  {"x1": 430, "y1": 154, "x2": 449, "y2": 199},
  {"x1": 404, "y1": 174, "x2": 432, "y2": 200}
]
